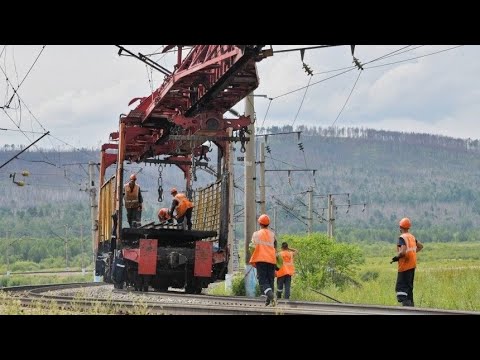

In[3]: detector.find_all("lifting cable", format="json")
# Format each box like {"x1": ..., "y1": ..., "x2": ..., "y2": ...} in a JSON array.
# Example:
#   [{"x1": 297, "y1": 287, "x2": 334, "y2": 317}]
[{"x1": 157, "y1": 165, "x2": 163, "y2": 202}]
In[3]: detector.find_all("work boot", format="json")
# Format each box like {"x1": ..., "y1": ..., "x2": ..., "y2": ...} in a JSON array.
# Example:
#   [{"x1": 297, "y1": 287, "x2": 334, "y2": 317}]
[
  {"x1": 402, "y1": 299, "x2": 414, "y2": 307},
  {"x1": 276, "y1": 291, "x2": 282, "y2": 299},
  {"x1": 265, "y1": 289, "x2": 275, "y2": 306}
]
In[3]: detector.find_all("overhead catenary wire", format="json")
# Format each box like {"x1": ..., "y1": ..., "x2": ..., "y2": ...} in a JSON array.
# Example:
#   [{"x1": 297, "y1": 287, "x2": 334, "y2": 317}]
[
  {"x1": 4, "y1": 45, "x2": 46, "y2": 108},
  {"x1": 7, "y1": 89, "x2": 99, "y2": 165},
  {"x1": 364, "y1": 45, "x2": 463, "y2": 70},
  {"x1": 0, "y1": 131, "x2": 50, "y2": 170},
  {"x1": 1, "y1": 110, "x2": 84, "y2": 184},
  {"x1": 331, "y1": 69, "x2": 362, "y2": 127},
  {"x1": 291, "y1": 76, "x2": 312, "y2": 128},
  {"x1": 273, "y1": 45, "x2": 341, "y2": 54},
  {"x1": 310, "y1": 46, "x2": 420, "y2": 76},
  {"x1": 362, "y1": 45, "x2": 413, "y2": 65},
  {"x1": 270, "y1": 45, "x2": 459, "y2": 102},
  {"x1": 259, "y1": 98, "x2": 273, "y2": 130},
  {"x1": 256, "y1": 46, "x2": 463, "y2": 218},
  {"x1": 0, "y1": 127, "x2": 45, "y2": 134},
  {"x1": 272, "y1": 67, "x2": 356, "y2": 100},
  {"x1": 257, "y1": 46, "x2": 425, "y2": 131}
]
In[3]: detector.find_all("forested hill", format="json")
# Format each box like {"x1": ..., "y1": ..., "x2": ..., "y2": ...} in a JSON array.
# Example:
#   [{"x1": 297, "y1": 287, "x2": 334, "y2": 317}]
[{"x1": 1, "y1": 126, "x2": 479, "y2": 243}]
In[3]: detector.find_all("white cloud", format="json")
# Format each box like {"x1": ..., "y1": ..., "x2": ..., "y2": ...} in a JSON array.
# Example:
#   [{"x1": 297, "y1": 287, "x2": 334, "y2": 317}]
[{"x1": 1, "y1": 44, "x2": 479, "y2": 152}]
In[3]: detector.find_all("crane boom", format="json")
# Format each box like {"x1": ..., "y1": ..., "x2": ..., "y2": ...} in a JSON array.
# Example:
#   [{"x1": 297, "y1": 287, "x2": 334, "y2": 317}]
[{"x1": 100, "y1": 45, "x2": 270, "y2": 180}]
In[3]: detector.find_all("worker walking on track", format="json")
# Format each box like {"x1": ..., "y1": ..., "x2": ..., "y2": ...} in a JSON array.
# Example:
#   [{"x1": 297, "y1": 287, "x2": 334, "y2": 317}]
[
  {"x1": 124, "y1": 173, "x2": 143, "y2": 228},
  {"x1": 169, "y1": 188, "x2": 194, "y2": 230},
  {"x1": 391, "y1": 217, "x2": 424, "y2": 307},
  {"x1": 275, "y1": 242, "x2": 298, "y2": 300},
  {"x1": 249, "y1": 214, "x2": 278, "y2": 306}
]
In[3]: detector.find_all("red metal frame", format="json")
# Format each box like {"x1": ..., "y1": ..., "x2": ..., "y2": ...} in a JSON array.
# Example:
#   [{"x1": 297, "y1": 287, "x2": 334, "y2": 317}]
[
  {"x1": 99, "y1": 45, "x2": 268, "y2": 180},
  {"x1": 194, "y1": 241, "x2": 213, "y2": 277}
]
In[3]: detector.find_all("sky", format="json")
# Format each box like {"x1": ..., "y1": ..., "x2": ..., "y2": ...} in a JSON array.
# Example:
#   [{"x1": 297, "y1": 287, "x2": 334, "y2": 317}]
[{"x1": 0, "y1": 44, "x2": 478, "y2": 151}]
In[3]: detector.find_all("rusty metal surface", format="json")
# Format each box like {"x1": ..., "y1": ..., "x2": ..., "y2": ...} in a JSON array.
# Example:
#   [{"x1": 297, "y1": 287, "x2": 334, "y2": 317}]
[
  {"x1": 139, "y1": 239, "x2": 158, "y2": 275},
  {"x1": 121, "y1": 228, "x2": 217, "y2": 245},
  {"x1": 194, "y1": 242, "x2": 213, "y2": 277},
  {"x1": 123, "y1": 248, "x2": 140, "y2": 263}
]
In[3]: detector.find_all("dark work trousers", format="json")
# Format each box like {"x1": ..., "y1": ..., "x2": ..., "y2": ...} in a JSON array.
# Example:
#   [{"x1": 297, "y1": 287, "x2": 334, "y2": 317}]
[
  {"x1": 395, "y1": 268, "x2": 415, "y2": 306},
  {"x1": 277, "y1": 275, "x2": 292, "y2": 299},
  {"x1": 126, "y1": 208, "x2": 142, "y2": 228},
  {"x1": 177, "y1": 207, "x2": 193, "y2": 230},
  {"x1": 256, "y1": 262, "x2": 275, "y2": 296}
]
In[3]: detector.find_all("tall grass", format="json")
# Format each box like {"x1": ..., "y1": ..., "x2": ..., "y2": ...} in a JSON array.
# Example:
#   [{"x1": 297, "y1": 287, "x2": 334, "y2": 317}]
[
  {"x1": 0, "y1": 273, "x2": 92, "y2": 287},
  {"x1": 0, "y1": 291, "x2": 153, "y2": 315},
  {"x1": 210, "y1": 241, "x2": 480, "y2": 312}
]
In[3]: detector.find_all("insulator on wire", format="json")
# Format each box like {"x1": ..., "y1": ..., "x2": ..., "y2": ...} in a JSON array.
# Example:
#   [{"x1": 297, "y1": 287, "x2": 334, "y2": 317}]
[{"x1": 302, "y1": 62, "x2": 313, "y2": 76}]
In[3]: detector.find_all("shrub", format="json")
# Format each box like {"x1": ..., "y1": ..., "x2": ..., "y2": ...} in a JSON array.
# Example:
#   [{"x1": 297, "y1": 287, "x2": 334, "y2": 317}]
[
  {"x1": 282, "y1": 232, "x2": 365, "y2": 290},
  {"x1": 231, "y1": 274, "x2": 260, "y2": 296}
]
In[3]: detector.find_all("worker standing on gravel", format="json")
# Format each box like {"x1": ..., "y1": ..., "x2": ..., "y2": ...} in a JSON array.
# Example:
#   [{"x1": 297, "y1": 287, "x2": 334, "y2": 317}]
[{"x1": 249, "y1": 214, "x2": 278, "y2": 306}]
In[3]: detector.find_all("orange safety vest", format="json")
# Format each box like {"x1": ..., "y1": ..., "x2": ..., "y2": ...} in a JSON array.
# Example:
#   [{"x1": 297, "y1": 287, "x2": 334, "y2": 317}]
[
  {"x1": 398, "y1": 233, "x2": 417, "y2": 272},
  {"x1": 275, "y1": 249, "x2": 295, "y2": 277},
  {"x1": 249, "y1": 228, "x2": 276, "y2": 265},
  {"x1": 174, "y1": 193, "x2": 194, "y2": 218},
  {"x1": 124, "y1": 183, "x2": 140, "y2": 209}
]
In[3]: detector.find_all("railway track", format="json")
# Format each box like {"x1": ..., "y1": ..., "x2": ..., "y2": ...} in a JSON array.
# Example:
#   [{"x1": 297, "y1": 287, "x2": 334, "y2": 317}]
[{"x1": 2, "y1": 283, "x2": 478, "y2": 315}]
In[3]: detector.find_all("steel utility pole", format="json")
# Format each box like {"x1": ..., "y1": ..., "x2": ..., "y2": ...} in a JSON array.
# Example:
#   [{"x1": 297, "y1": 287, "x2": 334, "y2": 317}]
[
  {"x1": 244, "y1": 93, "x2": 257, "y2": 297},
  {"x1": 259, "y1": 141, "x2": 266, "y2": 214},
  {"x1": 327, "y1": 194, "x2": 336, "y2": 237},
  {"x1": 64, "y1": 225, "x2": 69, "y2": 270},
  {"x1": 307, "y1": 187, "x2": 314, "y2": 234},
  {"x1": 5, "y1": 231, "x2": 9, "y2": 275},
  {"x1": 273, "y1": 206, "x2": 277, "y2": 233},
  {"x1": 227, "y1": 128, "x2": 237, "y2": 275},
  {"x1": 88, "y1": 161, "x2": 99, "y2": 281},
  {"x1": 256, "y1": 131, "x2": 304, "y2": 217},
  {"x1": 80, "y1": 224, "x2": 85, "y2": 274},
  {"x1": 314, "y1": 193, "x2": 364, "y2": 238}
]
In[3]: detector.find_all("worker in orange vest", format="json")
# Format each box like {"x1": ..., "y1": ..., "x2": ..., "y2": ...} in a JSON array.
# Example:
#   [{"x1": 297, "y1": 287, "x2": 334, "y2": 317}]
[
  {"x1": 391, "y1": 217, "x2": 424, "y2": 307},
  {"x1": 124, "y1": 173, "x2": 143, "y2": 228},
  {"x1": 169, "y1": 188, "x2": 194, "y2": 230},
  {"x1": 275, "y1": 242, "x2": 298, "y2": 300},
  {"x1": 158, "y1": 208, "x2": 173, "y2": 223},
  {"x1": 249, "y1": 214, "x2": 278, "y2": 306}
]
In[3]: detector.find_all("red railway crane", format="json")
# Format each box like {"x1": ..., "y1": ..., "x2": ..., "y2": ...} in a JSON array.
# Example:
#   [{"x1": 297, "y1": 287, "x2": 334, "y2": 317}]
[
  {"x1": 98, "y1": 45, "x2": 272, "y2": 251},
  {"x1": 100, "y1": 45, "x2": 271, "y2": 185}
]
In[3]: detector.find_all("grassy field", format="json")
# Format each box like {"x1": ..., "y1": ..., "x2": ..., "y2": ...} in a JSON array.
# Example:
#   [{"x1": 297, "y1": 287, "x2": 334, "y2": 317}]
[
  {"x1": 0, "y1": 272, "x2": 93, "y2": 288},
  {"x1": 210, "y1": 241, "x2": 480, "y2": 312},
  {"x1": 2, "y1": 242, "x2": 479, "y2": 313}
]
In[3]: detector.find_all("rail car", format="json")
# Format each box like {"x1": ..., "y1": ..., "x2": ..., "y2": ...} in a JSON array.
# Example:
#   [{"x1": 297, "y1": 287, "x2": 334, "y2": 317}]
[
  {"x1": 96, "y1": 175, "x2": 229, "y2": 293},
  {"x1": 93, "y1": 45, "x2": 271, "y2": 293}
]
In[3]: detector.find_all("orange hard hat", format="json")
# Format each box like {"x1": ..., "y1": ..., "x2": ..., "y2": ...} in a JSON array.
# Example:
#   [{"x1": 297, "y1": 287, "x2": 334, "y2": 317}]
[
  {"x1": 170, "y1": 187, "x2": 177, "y2": 194},
  {"x1": 158, "y1": 208, "x2": 170, "y2": 220},
  {"x1": 258, "y1": 214, "x2": 270, "y2": 226},
  {"x1": 130, "y1": 174, "x2": 137, "y2": 181},
  {"x1": 399, "y1": 217, "x2": 411, "y2": 229}
]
